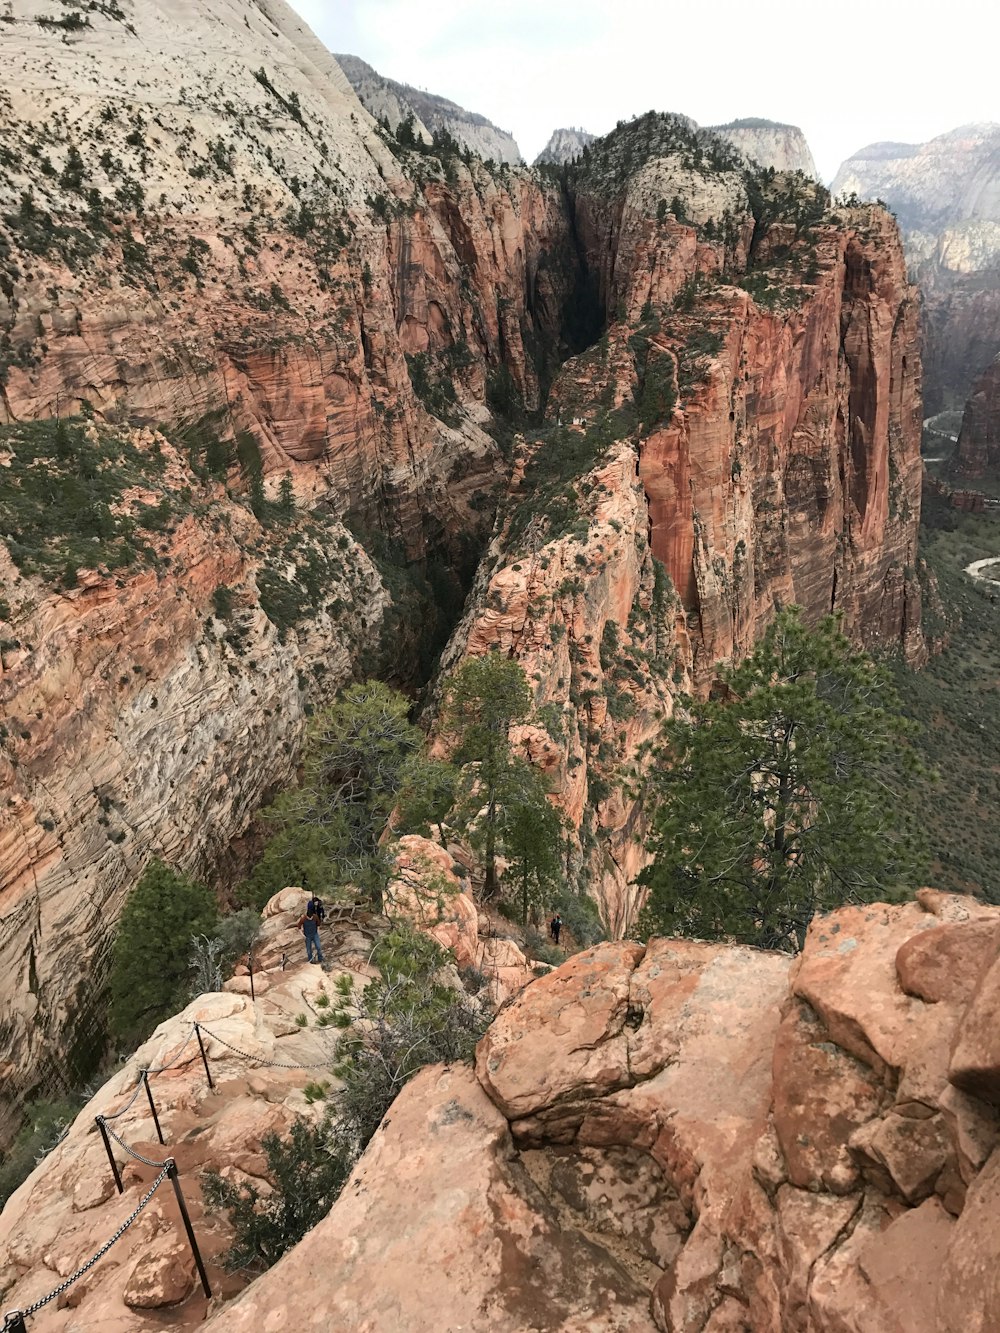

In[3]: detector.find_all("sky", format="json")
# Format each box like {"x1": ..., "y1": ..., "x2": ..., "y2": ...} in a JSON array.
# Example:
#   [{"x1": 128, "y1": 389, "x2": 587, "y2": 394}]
[{"x1": 290, "y1": 0, "x2": 996, "y2": 182}]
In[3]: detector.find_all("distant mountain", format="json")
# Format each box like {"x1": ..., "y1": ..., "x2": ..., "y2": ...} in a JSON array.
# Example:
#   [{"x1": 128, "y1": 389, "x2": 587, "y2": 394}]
[
  {"x1": 708, "y1": 119, "x2": 818, "y2": 178},
  {"x1": 534, "y1": 128, "x2": 596, "y2": 167},
  {"x1": 336, "y1": 54, "x2": 522, "y2": 164},
  {"x1": 833, "y1": 123, "x2": 1000, "y2": 410}
]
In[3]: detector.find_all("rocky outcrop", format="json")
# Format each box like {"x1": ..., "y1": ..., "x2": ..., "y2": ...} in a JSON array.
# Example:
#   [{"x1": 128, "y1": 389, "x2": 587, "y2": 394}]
[
  {"x1": 386, "y1": 834, "x2": 538, "y2": 1003},
  {"x1": 221, "y1": 891, "x2": 1000, "y2": 1332},
  {"x1": 0, "y1": 889, "x2": 383, "y2": 1327},
  {"x1": 207, "y1": 1063, "x2": 657, "y2": 1333},
  {"x1": 956, "y1": 353, "x2": 1000, "y2": 476},
  {"x1": 436, "y1": 117, "x2": 924, "y2": 931},
  {"x1": 709, "y1": 119, "x2": 819, "y2": 177},
  {"x1": 336, "y1": 54, "x2": 523, "y2": 164},
  {"x1": 535, "y1": 127, "x2": 597, "y2": 166},
  {"x1": 832, "y1": 124, "x2": 1000, "y2": 412},
  {"x1": 7, "y1": 891, "x2": 999, "y2": 1330}
]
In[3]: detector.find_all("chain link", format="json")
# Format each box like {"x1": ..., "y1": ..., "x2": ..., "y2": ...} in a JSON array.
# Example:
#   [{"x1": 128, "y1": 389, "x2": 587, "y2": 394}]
[
  {"x1": 16, "y1": 1164, "x2": 169, "y2": 1319},
  {"x1": 100, "y1": 1121, "x2": 168, "y2": 1170},
  {"x1": 196, "y1": 1023, "x2": 336, "y2": 1070},
  {"x1": 99, "y1": 1077, "x2": 145, "y2": 1123},
  {"x1": 142, "y1": 1024, "x2": 197, "y2": 1075}
]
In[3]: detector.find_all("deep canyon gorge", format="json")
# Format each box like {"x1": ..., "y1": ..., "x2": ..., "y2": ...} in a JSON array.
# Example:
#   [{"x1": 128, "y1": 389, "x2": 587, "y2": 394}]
[{"x1": 2, "y1": 1, "x2": 999, "y2": 1330}]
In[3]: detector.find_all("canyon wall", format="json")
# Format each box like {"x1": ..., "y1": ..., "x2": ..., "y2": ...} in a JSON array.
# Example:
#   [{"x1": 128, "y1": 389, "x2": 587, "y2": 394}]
[
  {"x1": 0, "y1": 16, "x2": 923, "y2": 1141},
  {"x1": 438, "y1": 116, "x2": 923, "y2": 931},
  {"x1": 956, "y1": 352, "x2": 1000, "y2": 476},
  {"x1": 0, "y1": 0, "x2": 570, "y2": 1136},
  {"x1": 833, "y1": 124, "x2": 1000, "y2": 413}
]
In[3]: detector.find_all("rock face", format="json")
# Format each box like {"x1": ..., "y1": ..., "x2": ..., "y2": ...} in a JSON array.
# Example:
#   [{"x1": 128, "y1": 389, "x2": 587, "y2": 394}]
[
  {"x1": 205, "y1": 1064, "x2": 657, "y2": 1333},
  {"x1": 386, "y1": 834, "x2": 537, "y2": 1004},
  {"x1": 336, "y1": 53, "x2": 522, "y2": 164},
  {"x1": 437, "y1": 114, "x2": 924, "y2": 930},
  {"x1": 6, "y1": 891, "x2": 999, "y2": 1331},
  {"x1": 0, "y1": 0, "x2": 570, "y2": 1134},
  {"x1": 832, "y1": 124, "x2": 1000, "y2": 412},
  {"x1": 216, "y1": 895, "x2": 997, "y2": 1333},
  {"x1": 709, "y1": 119, "x2": 819, "y2": 177},
  {"x1": 0, "y1": 32, "x2": 924, "y2": 1146},
  {"x1": 956, "y1": 353, "x2": 1000, "y2": 475},
  {"x1": 535, "y1": 127, "x2": 597, "y2": 166}
]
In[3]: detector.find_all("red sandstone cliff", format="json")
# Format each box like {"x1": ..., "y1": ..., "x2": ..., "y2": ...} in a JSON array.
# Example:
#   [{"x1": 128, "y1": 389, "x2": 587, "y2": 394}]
[
  {"x1": 437, "y1": 123, "x2": 924, "y2": 930},
  {"x1": 0, "y1": 0, "x2": 573, "y2": 1136}
]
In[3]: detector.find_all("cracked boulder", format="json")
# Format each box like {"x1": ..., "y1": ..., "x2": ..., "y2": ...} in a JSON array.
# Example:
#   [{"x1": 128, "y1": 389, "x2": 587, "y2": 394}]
[{"x1": 204, "y1": 1064, "x2": 657, "y2": 1333}]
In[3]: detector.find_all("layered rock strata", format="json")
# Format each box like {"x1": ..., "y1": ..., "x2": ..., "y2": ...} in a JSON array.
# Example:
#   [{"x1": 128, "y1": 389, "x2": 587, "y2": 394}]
[
  {"x1": 0, "y1": 0, "x2": 570, "y2": 1132},
  {"x1": 437, "y1": 117, "x2": 924, "y2": 929}
]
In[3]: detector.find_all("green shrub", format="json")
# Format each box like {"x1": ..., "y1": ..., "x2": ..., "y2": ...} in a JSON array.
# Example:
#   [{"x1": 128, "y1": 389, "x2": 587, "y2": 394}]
[
  {"x1": 109, "y1": 860, "x2": 218, "y2": 1044},
  {"x1": 202, "y1": 1113, "x2": 353, "y2": 1273}
]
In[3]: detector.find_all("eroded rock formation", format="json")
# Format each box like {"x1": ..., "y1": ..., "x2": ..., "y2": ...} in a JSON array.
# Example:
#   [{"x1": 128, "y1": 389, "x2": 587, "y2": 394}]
[
  {"x1": 832, "y1": 124, "x2": 1000, "y2": 412},
  {"x1": 535, "y1": 127, "x2": 597, "y2": 166},
  {"x1": 709, "y1": 119, "x2": 819, "y2": 177},
  {"x1": 436, "y1": 115, "x2": 923, "y2": 930},
  {"x1": 0, "y1": 0, "x2": 569, "y2": 1133},
  {"x1": 199, "y1": 891, "x2": 997, "y2": 1332},
  {"x1": 337, "y1": 54, "x2": 523, "y2": 165},
  {"x1": 0, "y1": 20, "x2": 923, "y2": 1144}
]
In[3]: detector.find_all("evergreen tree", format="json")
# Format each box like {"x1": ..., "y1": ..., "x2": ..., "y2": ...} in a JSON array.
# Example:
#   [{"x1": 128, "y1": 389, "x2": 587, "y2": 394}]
[
  {"x1": 501, "y1": 759, "x2": 564, "y2": 925},
  {"x1": 395, "y1": 753, "x2": 459, "y2": 846},
  {"x1": 109, "y1": 860, "x2": 218, "y2": 1043},
  {"x1": 243, "y1": 682, "x2": 422, "y2": 907},
  {"x1": 441, "y1": 654, "x2": 532, "y2": 899},
  {"x1": 639, "y1": 608, "x2": 926, "y2": 951}
]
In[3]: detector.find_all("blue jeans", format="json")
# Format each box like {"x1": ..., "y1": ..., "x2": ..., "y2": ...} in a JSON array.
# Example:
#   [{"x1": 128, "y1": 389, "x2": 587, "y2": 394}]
[{"x1": 304, "y1": 923, "x2": 324, "y2": 963}]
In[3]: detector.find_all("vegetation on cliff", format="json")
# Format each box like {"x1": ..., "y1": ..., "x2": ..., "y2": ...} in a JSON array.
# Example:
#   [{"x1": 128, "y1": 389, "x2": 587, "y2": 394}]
[
  {"x1": 895, "y1": 497, "x2": 1000, "y2": 899},
  {"x1": 109, "y1": 860, "x2": 219, "y2": 1042},
  {"x1": 640, "y1": 610, "x2": 926, "y2": 950}
]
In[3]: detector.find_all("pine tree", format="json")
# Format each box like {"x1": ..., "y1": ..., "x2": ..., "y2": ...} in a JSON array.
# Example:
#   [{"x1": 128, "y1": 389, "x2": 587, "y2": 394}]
[
  {"x1": 639, "y1": 608, "x2": 926, "y2": 951},
  {"x1": 109, "y1": 860, "x2": 218, "y2": 1043},
  {"x1": 441, "y1": 654, "x2": 532, "y2": 899}
]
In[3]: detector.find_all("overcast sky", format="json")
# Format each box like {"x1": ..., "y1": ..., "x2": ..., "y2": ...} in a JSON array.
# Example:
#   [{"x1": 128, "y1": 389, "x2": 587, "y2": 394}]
[{"x1": 290, "y1": 0, "x2": 995, "y2": 181}]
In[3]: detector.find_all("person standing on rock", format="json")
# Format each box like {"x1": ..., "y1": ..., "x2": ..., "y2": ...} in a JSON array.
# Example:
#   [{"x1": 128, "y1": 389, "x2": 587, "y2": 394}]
[
  {"x1": 550, "y1": 913, "x2": 562, "y2": 945},
  {"x1": 298, "y1": 899, "x2": 325, "y2": 965}
]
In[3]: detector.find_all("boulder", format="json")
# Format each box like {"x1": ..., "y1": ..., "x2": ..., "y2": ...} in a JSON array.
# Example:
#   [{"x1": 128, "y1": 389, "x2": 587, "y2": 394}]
[
  {"x1": 949, "y1": 954, "x2": 1000, "y2": 1104},
  {"x1": 203, "y1": 1065, "x2": 657, "y2": 1332}
]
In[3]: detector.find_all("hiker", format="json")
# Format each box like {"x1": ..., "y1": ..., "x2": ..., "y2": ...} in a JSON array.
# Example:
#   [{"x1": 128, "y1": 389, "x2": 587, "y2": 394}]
[
  {"x1": 306, "y1": 894, "x2": 326, "y2": 924},
  {"x1": 549, "y1": 913, "x2": 562, "y2": 945},
  {"x1": 298, "y1": 898, "x2": 325, "y2": 965}
]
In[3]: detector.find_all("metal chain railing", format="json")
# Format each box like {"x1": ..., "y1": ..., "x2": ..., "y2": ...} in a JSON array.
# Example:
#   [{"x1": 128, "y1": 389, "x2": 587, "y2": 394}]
[
  {"x1": 2, "y1": 1163, "x2": 170, "y2": 1331},
  {"x1": 195, "y1": 1022, "x2": 337, "y2": 1070},
  {"x1": 97, "y1": 1077, "x2": 145, "y2": 1123},
  {"x1": 101, "y1": 1122, "x2": 168, "y2": 1171},
  {"x1": 142, "y1": 1024, "x2": 197, "y2": 1075}
]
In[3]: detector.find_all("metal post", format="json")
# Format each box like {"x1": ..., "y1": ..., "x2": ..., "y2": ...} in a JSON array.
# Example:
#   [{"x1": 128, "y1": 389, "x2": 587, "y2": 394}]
[
  {"x1": 95, "y1": 1116, "x2": 123, "y2": 1195},
  {"x1": 142, "y1": 1070, "x2": 165, "y2": 1145},
  {"x1": 165, "y1": 1159, "x2": 212, "y2": 1300},
  {"x1": 193, "y1": 1024, "x2": 214, "y2": 1090},
  {"x1": 3, "y1": 1311, "x2": 28, "y2": 1333}
]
